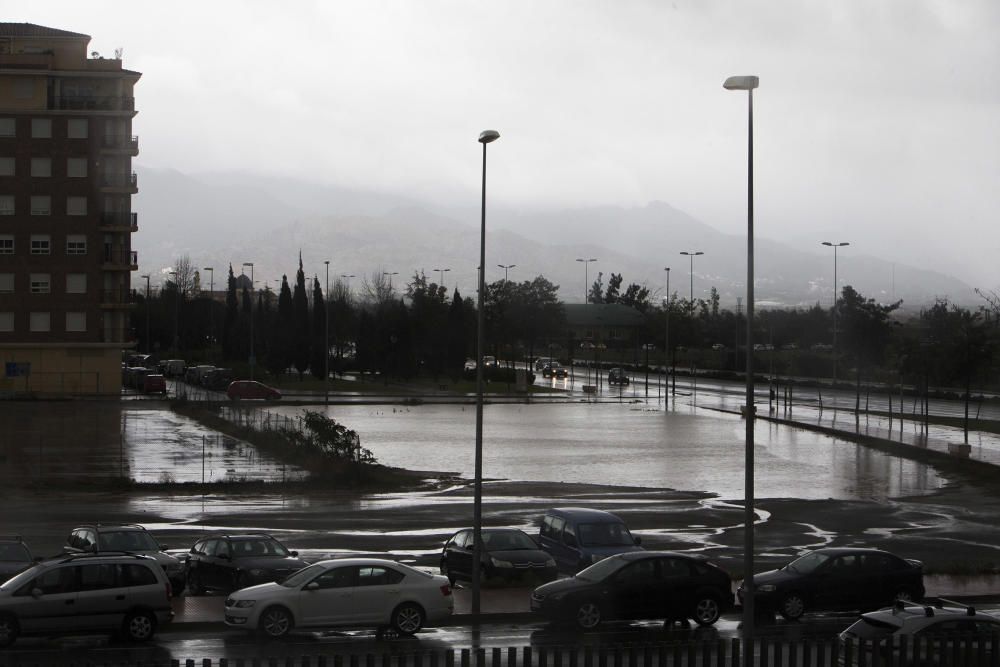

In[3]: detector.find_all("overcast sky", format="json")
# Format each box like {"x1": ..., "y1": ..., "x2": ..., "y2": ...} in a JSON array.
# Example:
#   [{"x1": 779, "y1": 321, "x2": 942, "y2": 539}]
[{"x1": 23, "y1": 1, "x2": 1000, "y2": 288}]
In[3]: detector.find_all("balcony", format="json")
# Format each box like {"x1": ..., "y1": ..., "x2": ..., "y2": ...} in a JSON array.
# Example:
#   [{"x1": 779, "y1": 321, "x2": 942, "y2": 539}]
[
  {"x1": 49, "y1": 95, "x2": 135, "y2": 112},
  {"x1": 100, "y1": 287, "x2": 134, "y2": 308},
  {"x1": 101, "y1": 134, "x2": 139, "y2": 154},
  {"x1": 102, "y1": 247, "x2": 138, "y2": 271},
  {"x1": 99, "y1": 211, "x2": 138, "y2": 232},
  {"x1": 100, "y1": 172, "x2": 138, "y2": 193}
]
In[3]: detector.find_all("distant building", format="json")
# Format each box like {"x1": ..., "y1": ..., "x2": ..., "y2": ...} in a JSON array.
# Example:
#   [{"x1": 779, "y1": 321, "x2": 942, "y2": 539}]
[{"x1": 0, "y1": 24, "x2": 141, "y2": 395}]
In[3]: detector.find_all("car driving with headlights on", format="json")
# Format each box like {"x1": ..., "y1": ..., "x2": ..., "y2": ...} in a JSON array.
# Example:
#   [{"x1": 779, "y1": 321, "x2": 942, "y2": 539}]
[
  {"x1": 530, "y1": 551, "x2": 733, "y2": 630},
  {"x1": 739, "y1": 547, "x2": 924, "y2": 620},
  {"x1": 440, "y1": 528, "x2": 557, "y2": 585},
  {"x1": 224, "y1": 558, "x2": 453, "y2": 638}
]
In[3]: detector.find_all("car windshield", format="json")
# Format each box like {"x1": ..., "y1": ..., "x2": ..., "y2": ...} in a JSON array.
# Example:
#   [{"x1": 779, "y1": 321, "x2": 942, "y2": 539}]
[
  {"x1": 843, "y1": 617, "x2": 899, "y2": 640},
  {"x1": 100, "y1": 530, "x2": 160, "y2": 551},
  {"x1": 0, "y1": 544, "x2": 30, "y2": 562},
  {"x1": 0, "y1": 563, "x2": 41, "y2": 590},
  {"x1": 576, "y1": 555, "x2": 627, "y2": 582},
  {"x1": 785, "y1": 551, "x2": 831, "y2": 574},
  {"x1": 232, "y1": 538, "x2": 290, "y2": 558},
  {"x1": 578, "y1": 521, "x2": 634, "y2": 547},
  {"x1": 280, "y1": 563, "x2": 325, "y2": 587},
  {"x1": 483, "y1": 531, "x2": 537, "y2": 551}
]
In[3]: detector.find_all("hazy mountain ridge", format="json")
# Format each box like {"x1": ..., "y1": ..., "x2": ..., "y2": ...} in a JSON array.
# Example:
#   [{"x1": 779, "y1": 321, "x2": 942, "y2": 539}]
[{"x1": 133, "y1": 168, "x2": 975, "y2": 309}]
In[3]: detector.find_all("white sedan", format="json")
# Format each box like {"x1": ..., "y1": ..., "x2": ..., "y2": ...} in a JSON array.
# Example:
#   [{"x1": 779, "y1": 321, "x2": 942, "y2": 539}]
[{"x1": 224, "y1": 558, "x2": 454, "y2": 638}]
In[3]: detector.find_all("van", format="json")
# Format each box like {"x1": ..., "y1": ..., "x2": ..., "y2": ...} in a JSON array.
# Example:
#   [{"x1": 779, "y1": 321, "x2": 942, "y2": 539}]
[
  {"x1": 162, "y1": 359, "x2": 186, "y2": 377},
  {"x1": 538, "y1": 507, "x2": 643, "y2": 573},
  {"x1": 0, "y1": 552, "x2": 173, "y2": 646}
]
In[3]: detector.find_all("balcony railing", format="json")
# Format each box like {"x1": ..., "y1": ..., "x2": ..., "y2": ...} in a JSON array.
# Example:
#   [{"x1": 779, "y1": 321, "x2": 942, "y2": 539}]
[
  {"x1": 101, "y1": 134, "x2": 139, "y2": 151},
  {"x1": 101, "y1": 287, "x2": 133, "y2": 306},
  {"x1": 100, "y1": 211, "x2": 138, "y2": 230},
  {"x1": 103, "y1": 247, "x2": 138, "y2": 269},
  {"x1": 101, "y1": 172, "x2": 138, "y2": 188},
  {"x1": 49, "y1": 96, "x2": 135, "y2": 112}
]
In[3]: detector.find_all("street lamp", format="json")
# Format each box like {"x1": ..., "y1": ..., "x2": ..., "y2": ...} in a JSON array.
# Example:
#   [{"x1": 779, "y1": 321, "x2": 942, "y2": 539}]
[
  {"x1": 576, "y1": 258, "x2": 597, "y2": 303},
  {"x1": 203, "y1": 267, "x2": 214, "y2": 350},
  {"x1": 140, "y1": 274, "x2": 150, "y2": 354},
  {"x1": 242, "y1": 262, "x2": 255, "y2": 380},
  {"x1": 664, "y1": 267, "x2": 671, "y2": 399},
  {"x1": 340, "y1": 274, "x2": 355, "y2": 299},
  {"x1": 679, "y1": 251, "x2": 704, "y2": 308},
  {"x1": 168, "y1": 271, "x2": 179, "y2": 352},
  {"x1": 432, "y1": 268, "x2": 450, "y2": 289},
  {"x1": 324, "y1": 260, "x2": 330, "y2": 405},
  {"x1": 821, "y1": 241, "x2": 850, "y2": 384},
  {"x1": 724, "y1": 72, "x2": 758, "y2": 666},
  {"x1": 497, "y1": 264, "x2": 516, "y2": 282},
  {"x1": 383, "y1": 271, "x2": 399, "y2": 294},
  {"x1": 473, "y1": 128, "x2": 499, "y2": 616}
]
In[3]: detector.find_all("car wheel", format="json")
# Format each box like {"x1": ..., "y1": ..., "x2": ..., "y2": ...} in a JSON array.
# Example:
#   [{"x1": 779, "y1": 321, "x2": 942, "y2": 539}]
[
  {"x1": 574, "y1": 600, "x2": 602, "y2": 630},
  {"x1": 779, "y1": 592, "x2": 806, "y2": 620},
  {"x1": 391, "y1": 602, "x2": 425, "y2": 635},
  {"x1": 186, "y1": 570, "x2": 204, "y2": 596},
  {"x1": 123, "y1": 610, "x2": 157, "y2": 642},
  {"x1": 440, "y1": 560, "x2": 456, "y2": 586},
  {"x1": 259, "y1": 606, "x2": 294, "y2": 638},
  {"x1": 692, "y1": 595, "x2": 721, "y2": 626},
  {"x1": 0, "y1": 615, "x2": 19, "y2": 648}
]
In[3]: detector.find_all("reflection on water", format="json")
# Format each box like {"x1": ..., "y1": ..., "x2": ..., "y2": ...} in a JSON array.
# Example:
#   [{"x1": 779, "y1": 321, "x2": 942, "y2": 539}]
[{"x1": 269, "y1": 403, "x2": 943, "y2": 501}]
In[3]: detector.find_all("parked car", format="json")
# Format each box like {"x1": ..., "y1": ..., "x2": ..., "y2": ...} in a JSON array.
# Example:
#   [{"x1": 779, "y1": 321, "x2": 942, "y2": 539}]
[
  {"x1": 185, "y1": 365, "x2": 215, "y2": 385},
  {"x1": 142, "y1": 374, "x2": 167, "y2": 394},
  {"x1": 440, "y1": 528, "x2": 557, "y2": 585},
  {"x1": 0, "y1": 552, "x2": 173, "y2": 647},
  {"x1": 483, "y1": 355, "x2": 498, "y2": 368},
  {"x1": 533, "y1": 357, "x2": 555, "y2": 372},
  {"x1": 530, "y1": 551, "x2": 733, "y2": 629},
  {"x1": 224, "y1": 558, "x2": 453, "y2": 638},
  {"x1": 839, "y1": 601, "x2": 1000, "y2": 665},
  {"x1": 226, "y1": 380, "x2": 282, "y2": 401},
  {"x1": 0, "y1": 536, "x2": 34, "y2": 580},
  {"x1": 608, "y1": 368, "x2": 629, "y2": 385},
  {"x1": 204, "y1": 367, "x2": 234, "y2": 391},
  {"x1": 542, "y1": 362, "x2": 568, "y2": 378},
  {"x1": 160, "y1": 359, "x2": 186, "y2": 377},
  {"x1": 64, "y1": 523, "x2": 186, "y2": 595},
  {"x1": 538, "y1": 508, "x2": 643, "y2": 573},
  {"x1": 186, "y1": 533, "x2": 308, "y2": 594},
  {"x1": 739, "y1": 547, "x2": 924, "y2": 620}
]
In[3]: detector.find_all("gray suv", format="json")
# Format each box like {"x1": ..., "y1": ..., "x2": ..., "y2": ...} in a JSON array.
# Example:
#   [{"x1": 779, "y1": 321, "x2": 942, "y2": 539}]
[
  {"x1": 0, "y1": 552, "x2": 173, "y2": 647},
  {"x1": 65, "y1": 523, "x2": 185, "y2": 595}
]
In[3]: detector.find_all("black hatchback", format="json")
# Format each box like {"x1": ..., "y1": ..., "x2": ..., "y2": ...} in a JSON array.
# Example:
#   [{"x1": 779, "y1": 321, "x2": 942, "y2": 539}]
[
  {"x1": 739, "y1": 547, "x2": 924, "y2": 620},
  {"x1": 440, "y1": 528, "x2": 557, "y2": 585},
  {"x1": 185, "y1": 533, "x2": 308, "y2": 594},
  {"x1": 531, "y1": 551, "x2": 733, "y2": 630}
]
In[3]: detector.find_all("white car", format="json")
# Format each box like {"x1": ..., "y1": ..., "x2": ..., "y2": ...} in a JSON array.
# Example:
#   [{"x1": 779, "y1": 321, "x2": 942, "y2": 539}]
[{"x1": 224, "y1": 558, "x2": 453, "y2": 638}]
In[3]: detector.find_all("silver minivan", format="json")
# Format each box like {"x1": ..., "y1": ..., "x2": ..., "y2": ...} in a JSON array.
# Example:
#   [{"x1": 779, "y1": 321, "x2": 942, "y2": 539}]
[{"x1": 0, "y1": 553, "x2": 173, "y2": 647}]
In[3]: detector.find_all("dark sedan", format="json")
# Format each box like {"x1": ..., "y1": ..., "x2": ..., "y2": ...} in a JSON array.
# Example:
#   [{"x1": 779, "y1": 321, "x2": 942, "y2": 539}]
[
  {"x1": 739, "y1": 547, "x2": 924, "y2": 620},
  {"x1": 531, "y1": 551, "x2": 733, "y2": 630},
  {"x1": 441, "y1": 528, "x2": 557, "y2": 585},
  {"x1": 186, "y1": 533, "x2": 308, "y2": 594}
]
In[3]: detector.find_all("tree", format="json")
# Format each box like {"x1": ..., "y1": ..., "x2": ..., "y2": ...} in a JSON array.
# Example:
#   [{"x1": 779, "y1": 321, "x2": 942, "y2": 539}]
[
  {"x1": 310, "y1": 277, "x2": 327, "y2": 380},
  {"x1": 266, "y1": 276, "x2": 294, "y2": 376},
  {"x1": 223, "y1": 264, "x2": 238, "y2": 360},
  {"x1": 620, "y1": 283, "x2": 651, "y2": 313},
  {"x1": 603, "y1": 273, "x2": 623, "y2": 304},
  {"x1": 837, "y1": 285, "x2": 902, "y2": 412},
  {"x1": 292, "y1": 254, "x2": 310, "y2": 378},
  {"x1": 588, "y1": 272, "x2": 604, "y2": 304},
  {"x1": 170, "y1": 255, "x2": 197, "y2": 297},
  {"x1": 446, "y1": 288, "x2": 470, "y2": 380},
  {"x1": 361, "y1": 270, "x2": 394, "y2": 305}
]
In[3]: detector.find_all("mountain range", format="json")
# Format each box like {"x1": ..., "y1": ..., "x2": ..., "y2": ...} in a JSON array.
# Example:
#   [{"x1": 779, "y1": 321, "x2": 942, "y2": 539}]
[{"x1": 132, "y1": 167, "x2": 975, "y2": 311}]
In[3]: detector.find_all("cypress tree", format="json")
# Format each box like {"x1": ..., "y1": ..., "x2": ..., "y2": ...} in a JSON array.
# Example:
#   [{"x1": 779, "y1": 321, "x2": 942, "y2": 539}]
[
  {"x1": 222, "y1": 264, "x2": 238, "y2": 360},
  {"x1": 292, "y1": 254, "x2": 310, "y2": 379},
  {"x1": 310, "y1": 277, "x2": 327, "y2": 380}
]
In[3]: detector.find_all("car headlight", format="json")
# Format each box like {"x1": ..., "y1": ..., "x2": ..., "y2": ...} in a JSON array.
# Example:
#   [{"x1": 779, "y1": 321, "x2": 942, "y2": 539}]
[
  {"x1": 233, "y1": 599, "x2": 256, "y2": 608},
  {"x1": 249, "y1": 569, "x2": 266, "y2": 577},
  {"x1": 490, "y1": 557, "x2": 513, "y2": 569},
  {"x1": 758, "y1": 584, "x2": 776, "y2": 592}
]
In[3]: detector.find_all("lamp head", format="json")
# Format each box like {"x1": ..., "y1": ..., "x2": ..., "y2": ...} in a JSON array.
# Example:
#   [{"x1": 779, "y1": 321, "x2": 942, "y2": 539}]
[
  {"x1": 478, "y1": 130, "x2": 500, "y2": 144},
  {"x1": 203, "y1": 267, "x2": 212, "y2": 271},
  {"x1": 723, "y1": 75, "x2": 759, "y2": 91}
]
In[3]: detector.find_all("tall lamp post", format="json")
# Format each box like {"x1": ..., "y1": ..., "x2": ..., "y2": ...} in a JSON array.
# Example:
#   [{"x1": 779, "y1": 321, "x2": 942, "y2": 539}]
[
  {"x1": 576, "y1": 258, "x2": 597, "y2": 303},
  {"x1": 679, "y1": 251, "x2": 704, "y2": 309},
  {"x1": 324, "y1": 260, "x2": 330, "y2": 404},
  {"x1": 724, "y1": 73, "x2": 759, "y2": 667},
  {"x1": 383, "y1": 271, "x2": 399, "y2": 295},
  {"x1": 663, "y1": 267, "x2": 671, "y2": 399},
  {"x1": 242, "y1": 262, "x2": 255, "y2": 380},
  {"x1": 203, "y1": 267, "x2": 214, "y2": 351},
  {"x1": 821, "y1": 241, "x2": 850, "y2": 384},
  {"x1": 141, "y1": 273, "x2": 150, "y2": 353},
  {"x1": 169, "y1": 271, "x2": 179, "y2": 352},
  {"x1": 340, "y1": 274, "x2": 355, "y2": 298},
  {"x1": 497, "y1": 264, "x2": 516, "y2": 282},
  {"x1": 473, "y1": 128, "x2": 499, "y2": 616},
  {"x1": 432, "y1": 268, "x2": 450, "y2": 289}
]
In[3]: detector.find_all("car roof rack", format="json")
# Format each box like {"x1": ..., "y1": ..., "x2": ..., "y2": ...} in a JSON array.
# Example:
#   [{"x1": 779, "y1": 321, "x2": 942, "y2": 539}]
[
  {"x1": 56, "y1": 550, "x2": 147, "y2": 564},
  {"x1": 936, "y1": 597, "x2": 976, "y2": 616}
]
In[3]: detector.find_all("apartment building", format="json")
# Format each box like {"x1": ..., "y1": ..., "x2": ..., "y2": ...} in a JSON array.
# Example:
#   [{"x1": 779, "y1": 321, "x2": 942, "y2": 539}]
[{"x1": 0, "y1": 23, "x2": 140, "y2": 395}]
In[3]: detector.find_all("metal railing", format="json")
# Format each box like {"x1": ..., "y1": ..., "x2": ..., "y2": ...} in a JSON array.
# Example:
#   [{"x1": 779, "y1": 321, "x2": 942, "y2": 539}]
[
  {"x1": 102, "y1": 247, "x2": 138, "y2": 268},
  {"x1": 100, "y1": 211, "x2": 138, "y2": 229},
  {"x1": 102, "y1": 134, "x2": 139, "y2": 150},
  {"x1": 101, "y1": 287, "x2": 132, "y2": 305},
  {"x1": 102, "y1": 172, "x2": 138, "y2": 188},
  {"x1": 49, "y1": 95, "x2": 135, "y2": 111}
]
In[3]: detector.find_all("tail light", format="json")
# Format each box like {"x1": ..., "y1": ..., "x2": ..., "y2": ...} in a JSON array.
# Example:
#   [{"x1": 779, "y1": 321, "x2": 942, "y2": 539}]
[{"x1": 440, "y1": 584, "x2": 452, "y2": 597}]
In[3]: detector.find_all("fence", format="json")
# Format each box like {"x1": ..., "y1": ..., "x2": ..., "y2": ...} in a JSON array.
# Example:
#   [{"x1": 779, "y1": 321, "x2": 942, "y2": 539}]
[{"x1": 156, "y1": 636, "x2": 997, "y2": 667}]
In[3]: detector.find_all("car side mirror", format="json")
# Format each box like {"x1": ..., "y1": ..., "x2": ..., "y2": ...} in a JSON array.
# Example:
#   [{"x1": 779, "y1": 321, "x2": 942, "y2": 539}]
[
  {"x1": 290, "y1": 551, "x2": 299, "y2": 557},
  {"x1": 31, "y1": 588, "x2": 43, "y2": 599},
  {"x1": 159, "y1": 543, "x2": 169, "y2": 550},
  {"x1": 634, "y1": 536, "x2": 642, "y2": 546},
  {"x1": 464, "y1": 544, "x2": 474, "y2": 551},
  {"x1": 305, "y1": 582, "x2": 319, "y2": 591}
]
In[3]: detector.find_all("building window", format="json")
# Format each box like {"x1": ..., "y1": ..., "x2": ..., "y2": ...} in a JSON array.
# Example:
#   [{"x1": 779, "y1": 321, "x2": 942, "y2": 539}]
[
  {"x1": 0, "y1": 312, "x2": 12, "y2": 332},
  {"x1": 0, "y1": 195, "x2": 13, "y2": 215},
  {"x1": 30, "y1": 157, "x2": 51, "y2": 178},
  {"x1": 66, "y1": 312, "x2": 86, "y2": 332},
  {"x1": 0, "y1": 157, "x2": 13, "y2": 176},
  {"x1": 30, "y1": 196, "x2": 50, "y2": 215},
  {"x1": 66, "y1": 196, "x2": 87, "y2": 216},
  {"x1": 29, "y1": 312, "x2": 50, "y2": 332},
  {"x1": 66, "y1": 273, "x2": 87, "y2": 294},
  {"x1": 0, "y1": 235, "x2": 13, "y2": 254},
  {"x1": 30, "y1": 234, "x2": 50, "y2": 255},
  {"x1": 0, "y1": 118, "x2": 14, "y2": 138},
  {"x1": 31, "y1": 119, "x2": 52, "y2": 139},
  {"x1": 0, "y1": 273, "x2": 12, "y2": 293},
  {"x1": 67, "y1": 119, "x2": 88, "y2": 139},
  {"x1": 67, "y1": 157, "x2": 87, "y2": 178},
  {"x1": 66, "y1": 234, "x2": 87, "y2": 255},
  {"x1": 29, "y1": 273, "x2": 50, "y2": 294}
]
